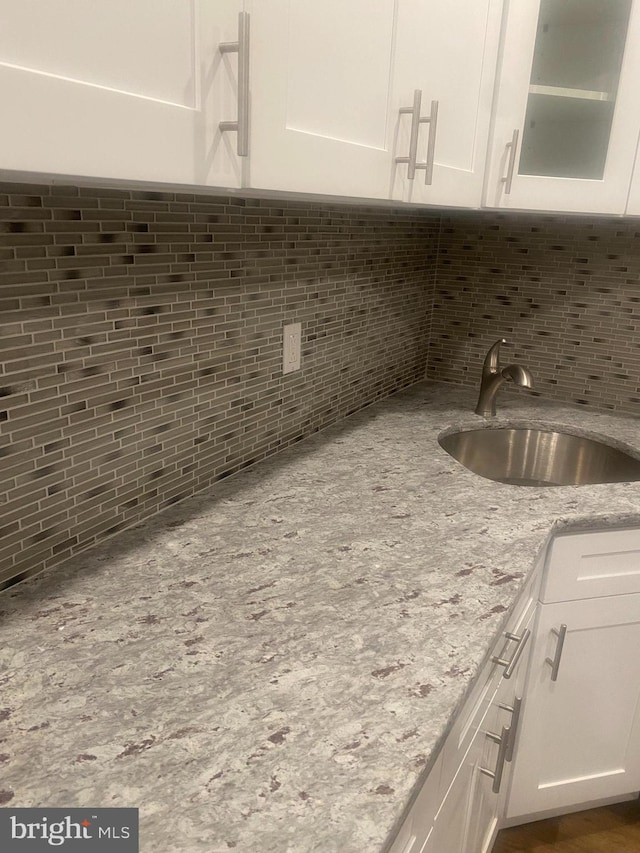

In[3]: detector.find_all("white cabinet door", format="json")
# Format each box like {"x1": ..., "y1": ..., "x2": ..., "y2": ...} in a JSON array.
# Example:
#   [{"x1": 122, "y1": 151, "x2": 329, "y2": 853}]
[
  {"x1": 390, "y1": 0, "x2": 503, "y2": 208},
  {"x1": 464, "y1": 611, "x2": 533, "y2": 853},
  {"x1": 426, "y1": 739, "x2": 478, "y2": 853},
  {"x1": 247, "y1": 0, "x2": 502, "y2": 206},
  {"x1": 0, "y1": 0, "x2": 243, "y2": 188},
  {"x1": 246, "y1": 0, "x2": 397, "y2": 199},
  {"x1": 484, "y1": 0, "x2": 640, "y2": 214},
  {"x1": 427, "y1": 692, "x2": 508, "y2": 853},
  {"x1": 463, "y1": 701, "x2": 506, "y2": 853},
  {"x1": 507, "y1": 593, "x2": 640, "y2": 819},
  {"x1": 387, "y1": 753, "x2": 442, "y2": 853},
  {"x1": 426, "y1": 611, "x2": 533, "y2": 853},
  {"x1": 387, "y1": 568, "x2": 538, "y2": 853}
]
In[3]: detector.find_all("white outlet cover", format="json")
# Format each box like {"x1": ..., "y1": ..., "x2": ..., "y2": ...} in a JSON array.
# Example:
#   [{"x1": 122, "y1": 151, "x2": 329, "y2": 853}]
[{"x1": 282, "y1": 323, "x2": 302, "y2": 374}]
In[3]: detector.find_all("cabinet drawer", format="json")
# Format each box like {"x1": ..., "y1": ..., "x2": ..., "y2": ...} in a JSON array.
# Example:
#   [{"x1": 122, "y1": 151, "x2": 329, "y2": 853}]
[{"x1": 543, "y1": 527, "x2": 640, "y2": 603}]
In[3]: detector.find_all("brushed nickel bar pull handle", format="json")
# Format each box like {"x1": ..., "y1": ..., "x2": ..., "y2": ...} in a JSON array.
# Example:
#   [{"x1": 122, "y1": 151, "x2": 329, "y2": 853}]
[
  {"x1": 480, "y1": 725, "x2": 510, "y2": 794},
  {"x1": 499, "y1": 696, "x2": 523, "y2": 762},
  {"x1": 219, "y1": 11, "x2": 250, "y2": 156},
  {"x1": 492, "y1": 627, "x2": 531, "y2": 679},
  {"x1": 396, "y1": 89, "x2": 423, "y2": 180},
  {"x1": 502, "y1": 128, "x2": 519, "y2": 194},
  {"x1": 546, "y1": 623, "x2": 567, "y2": 682},
  {"x1": 417, "y1": 100, "x2": 438, "y2": 185},
  {"x1": 396, "y1": 93, "x2": 438, "y2": 183}
]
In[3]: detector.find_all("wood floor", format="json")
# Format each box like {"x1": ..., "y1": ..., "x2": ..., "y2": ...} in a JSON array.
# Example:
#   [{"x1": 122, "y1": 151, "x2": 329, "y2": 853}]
[{"x1": 492, "y1": 800, "x2": 640, "y2": 852}]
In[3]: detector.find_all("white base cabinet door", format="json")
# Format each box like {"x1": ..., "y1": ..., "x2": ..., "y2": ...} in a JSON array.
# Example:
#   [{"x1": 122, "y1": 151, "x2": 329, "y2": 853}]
[
  {"x1": 427, "y1": 660, "x2": 525, "y2": 853},
  {"x1": 387, "y1": 584, "x2": 536, "y2": 853},
  {"x1": 462, "y1": 611, "x2": 532, "y2": 853},
  {"x1": 427, "y1": 741, "x2": 480, "y2": 853},
  {"x1": 463, "y1": 713, "x2": 506, "y2": 853},
  {"x1": 419, "y1": 610, "x2": 534, "y2": 853},
  {"x1": 386, "y1": 753, "x2": 443, "y2": 853},
  {"x1": 247, "y1": 0, "x2": 502, "y2": 206},
  {"x1": 506, "y1": 593, "x2": 640, "y2": 819},
  {"x1": 0, "y1": 0, "x2": 244, "y2": 188}
]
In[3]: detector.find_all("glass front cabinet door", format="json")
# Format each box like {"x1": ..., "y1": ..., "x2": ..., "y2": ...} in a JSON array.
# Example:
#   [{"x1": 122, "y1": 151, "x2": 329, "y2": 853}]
[{"x1": 484, "y1": 0, "x2": 640, "y2": 214}]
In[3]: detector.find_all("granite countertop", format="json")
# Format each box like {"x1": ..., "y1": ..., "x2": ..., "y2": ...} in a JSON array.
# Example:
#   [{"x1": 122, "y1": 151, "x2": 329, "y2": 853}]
[{"x1": 3, "y1": 381, "x2": 640, "y2": 853}]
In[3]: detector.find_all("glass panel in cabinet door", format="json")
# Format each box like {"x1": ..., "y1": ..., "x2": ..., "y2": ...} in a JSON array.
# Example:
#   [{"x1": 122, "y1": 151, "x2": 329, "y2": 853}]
[{"x1": 518, "y1": 0, "x2": 632, "y2": 180}]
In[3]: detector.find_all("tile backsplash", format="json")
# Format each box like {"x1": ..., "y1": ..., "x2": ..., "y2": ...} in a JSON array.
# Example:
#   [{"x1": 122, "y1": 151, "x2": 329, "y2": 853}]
[
  {"x1": 4, "y1": 185, "x2": 640, "y2": 590},
  {"x1": 430, "y1": 211, "x2": 640, "y2": 412},
  {"x1": 0, "y1": 183, "x2": 437, "y2": 588}
]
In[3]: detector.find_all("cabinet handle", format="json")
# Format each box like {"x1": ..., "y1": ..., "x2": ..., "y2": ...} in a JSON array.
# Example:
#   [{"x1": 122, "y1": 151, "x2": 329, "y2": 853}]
[
  {"x1": 492, "y1": 627, "x2": 531, "y2": 680},
  {"x1": 501, "y1": 128, "x2": 519, "y2": 194},
  {"x1": 421, "y1": 99, "x2": 439, "y2": 185},
  {"x1": 480, "y1": 725, "x2": 510, "y2": 794},
  {"x1": 499, "y1": 695, "x2": 522, "y2": 762},
  {"x1": 545, "y1": 623, "x2": 567, "y2": 682},
  {"x1": 219, "y1": 11, "x2": 250, "y2": 157},
  {"x1": 396, "y1": 90, "x2": 439, "y2": 185}
]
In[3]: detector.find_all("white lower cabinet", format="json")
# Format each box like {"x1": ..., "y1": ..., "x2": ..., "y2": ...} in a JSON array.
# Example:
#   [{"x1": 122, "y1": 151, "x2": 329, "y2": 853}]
[
  {"x1": 427, "y1": 742, "x2": 480, "y2": 853},
  {"x1": 388, "y1": 577, "x2": 536, "y2": 853},
  {"x1": 389, "y1": 525, "x2": 640, "y2": 853},
  {"x1": 427, "y1": 689, "x2": 505, "y2": 853},
  {"x1": 506, "y1": 590, "x2": 640, "y2": 820},
  {"x1": 388, "y1": 684, "x2": 504, "y2": 853},
  {"x1": 470, "y1": 641, "x2": 530, "y2": 853},
  {"x1": 424, "y1": 607, "x2": 533, "y2": 853}
]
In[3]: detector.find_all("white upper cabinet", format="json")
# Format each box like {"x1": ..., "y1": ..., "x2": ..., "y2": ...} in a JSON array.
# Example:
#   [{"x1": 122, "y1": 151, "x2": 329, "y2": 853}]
[
  {"x1": 246, "y1": 0, "x2": 397, "y2": 200},
  {"x1": 246, "y1": 0, "x2": 503, "y2": 207},
  {"x1": 484, "y1": 0, "x2": 640, "y2": 214},
  {"x1": 0, "y1": 0, "x2": 244, "y2": 188},
  {"x1": 389, "y1": 0, "x2": 503, "y2": 208}
]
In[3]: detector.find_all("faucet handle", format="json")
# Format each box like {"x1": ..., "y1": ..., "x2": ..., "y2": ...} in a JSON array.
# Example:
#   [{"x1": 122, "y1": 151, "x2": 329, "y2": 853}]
[{"x1": 483, "y1": 338, "x2": 507, "y2": 374}]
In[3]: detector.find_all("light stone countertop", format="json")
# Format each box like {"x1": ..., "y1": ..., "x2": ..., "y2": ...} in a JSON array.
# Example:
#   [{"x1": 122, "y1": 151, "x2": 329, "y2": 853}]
[{"x1": 2, "y1": 380, "x2": 640, "y2": 853}]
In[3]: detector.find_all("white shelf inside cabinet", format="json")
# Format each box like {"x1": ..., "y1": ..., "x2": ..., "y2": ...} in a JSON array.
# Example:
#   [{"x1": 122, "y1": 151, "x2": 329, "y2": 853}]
[{"x1": 528, "y1": 84, "x2": 613, "y2": 102}]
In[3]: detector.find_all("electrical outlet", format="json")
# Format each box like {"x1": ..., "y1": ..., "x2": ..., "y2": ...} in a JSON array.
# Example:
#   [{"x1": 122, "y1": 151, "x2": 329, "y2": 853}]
[{"x1": 282, "y1": 322, "x2": 302, "y2": 374}]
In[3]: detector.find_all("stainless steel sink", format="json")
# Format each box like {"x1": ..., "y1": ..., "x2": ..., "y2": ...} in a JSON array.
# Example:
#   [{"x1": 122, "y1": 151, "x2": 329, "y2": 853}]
[{"x1": 438, "y1": 427, "x2": 640, "y2": 486}]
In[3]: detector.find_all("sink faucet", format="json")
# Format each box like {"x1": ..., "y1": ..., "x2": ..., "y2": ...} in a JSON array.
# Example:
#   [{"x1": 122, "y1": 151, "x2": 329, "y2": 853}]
[{"x1": 475, "y1": 338, "x2": 534, "y2": 417}]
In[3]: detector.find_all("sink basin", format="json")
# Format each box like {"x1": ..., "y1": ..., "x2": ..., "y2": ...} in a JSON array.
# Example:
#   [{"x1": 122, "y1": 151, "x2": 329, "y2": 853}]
[{"x1": 438, "y1": 427, "x2": 640, "y2": 486}]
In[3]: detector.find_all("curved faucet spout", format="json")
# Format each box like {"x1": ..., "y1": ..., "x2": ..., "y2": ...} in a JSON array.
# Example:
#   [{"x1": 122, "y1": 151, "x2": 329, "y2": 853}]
[
  {"x1": 475, "y1": 339, "x2": 533, "y2": 417},
  {"x1": 501, "y1": 363, "x2": 534, "y2": 388}
]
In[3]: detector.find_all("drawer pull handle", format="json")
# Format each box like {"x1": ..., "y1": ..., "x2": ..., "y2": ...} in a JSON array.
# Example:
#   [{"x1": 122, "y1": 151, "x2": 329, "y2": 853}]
[
  {"x1": 396, "y1": 90, "x2": 439, "y2": 184},
  {"x1": 501, "y1": 128, "x2": 519, "y2": 194},
  {"x1": 492, "y1": 627, "x2": 531, "y2": 679},
  {"x1": 480, "y1": 725, "x2": 510, "y2": 794},
  {"x1": 219, "y1": 11, "x2": 250, "y2": 156},
  {"x1": 546, "y1": 623, "x2": 567, "y2": 682},
  {"x1": 499, "y1": 695, "x2": 522, "y2": 762}
]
